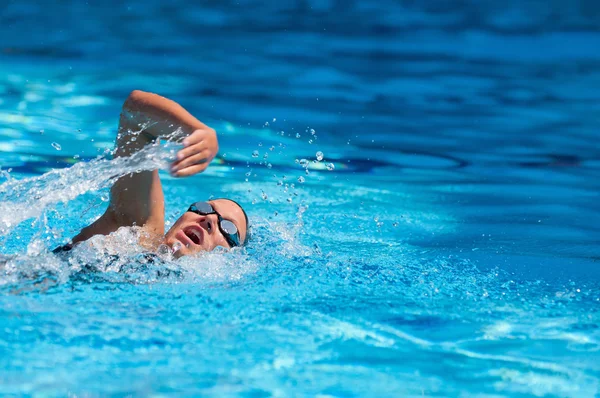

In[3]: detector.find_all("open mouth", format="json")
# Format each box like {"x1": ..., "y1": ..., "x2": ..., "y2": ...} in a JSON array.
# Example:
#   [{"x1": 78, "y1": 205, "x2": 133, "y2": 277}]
[{"x1": 183, "y1": 226, "x2": 202, "y2": 246}]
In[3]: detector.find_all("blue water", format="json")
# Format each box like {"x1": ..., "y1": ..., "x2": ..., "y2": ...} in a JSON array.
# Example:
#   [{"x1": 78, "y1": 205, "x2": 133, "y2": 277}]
[{"x1": 1, "y1": 1, "x2": 600, "y2": 396}]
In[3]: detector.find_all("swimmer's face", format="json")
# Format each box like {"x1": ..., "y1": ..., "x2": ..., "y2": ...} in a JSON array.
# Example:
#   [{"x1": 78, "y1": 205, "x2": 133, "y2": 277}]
[{"x1": 164, "y1": 199, "x2": 248, "y2": 258}]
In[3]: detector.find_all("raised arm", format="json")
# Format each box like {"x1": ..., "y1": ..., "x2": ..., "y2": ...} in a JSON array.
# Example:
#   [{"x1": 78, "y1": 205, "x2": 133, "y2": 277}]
[{"x1": 69, "y1": 90, "x2": 218, "y2": 245}]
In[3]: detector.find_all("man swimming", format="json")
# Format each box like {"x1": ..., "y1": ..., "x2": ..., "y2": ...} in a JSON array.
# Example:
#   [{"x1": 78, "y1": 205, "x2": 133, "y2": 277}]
[{"x1": 56, "y1": 90, "x2": 248, "y2": 258}]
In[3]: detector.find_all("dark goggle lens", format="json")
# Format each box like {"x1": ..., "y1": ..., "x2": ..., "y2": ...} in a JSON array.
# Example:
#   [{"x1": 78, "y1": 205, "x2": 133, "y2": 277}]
[
  {"x1": 220, "y1": 219, "x2": 238, "y2": 235},
  {"x1": 191, "y1": 201, "x2": 214, "y2": 214}
]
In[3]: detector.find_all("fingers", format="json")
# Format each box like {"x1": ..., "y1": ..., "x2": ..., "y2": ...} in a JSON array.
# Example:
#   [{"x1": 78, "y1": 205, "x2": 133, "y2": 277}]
[
  {"x1": 169, "y1": 127, "x2": 218, "y2": 177},
  {"x1": 171, "y1": 163, "x2": 209, "y2": 177},
  {"x1": 182, "y1": 127, "x2": 215, "y2": 146},
  {"x1": 176, "y1": 141, "x2": 204, "y2": 160},
  {"x1": 171, "y1": 150, "x2": 211, "y2": 172}
]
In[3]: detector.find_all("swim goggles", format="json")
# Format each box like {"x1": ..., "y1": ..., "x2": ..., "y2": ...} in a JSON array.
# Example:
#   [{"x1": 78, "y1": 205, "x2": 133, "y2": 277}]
[{"x1": 187, "y1": 201, "x2": 241, "y2": 248}]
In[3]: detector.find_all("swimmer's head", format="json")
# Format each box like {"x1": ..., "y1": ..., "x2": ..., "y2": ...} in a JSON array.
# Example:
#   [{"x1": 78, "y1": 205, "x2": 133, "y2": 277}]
[{"x1": 164, "y1": 198, "x2": 249, "y2": 258}]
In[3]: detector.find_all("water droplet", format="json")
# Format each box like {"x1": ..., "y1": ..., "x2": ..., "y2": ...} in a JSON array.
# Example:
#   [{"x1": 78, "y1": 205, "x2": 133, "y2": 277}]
[
  {"x1": 316, "y1": 151, "x2": 324, "y2": 161},
  {"x1": 252, "y1": 150, "x2": 259, "y2": 158},
  {"x1": 39, "y1": 129, "x2": 44, "y2": 134},
  {"x1": 267, "y1": 163, "x2": 272, "y2": 169},
  {"x1": 264, "y1": 121, "x2": 270, "y2": 127},
  {"x1": 263, "y1": 153, "x2": 268, "y2": 159},
  {"x1": 261, "y1": 192, "x2": 268, "y2": 200},
  {"x1": 277, "y1": 180, "x2": 283, "y2": 186},
  {"x1": 258, "y1": 142, "x2": 263, "y2": 147},
  {"x1": 299, "y1": 159, "x2": 309, "y2": 168},
  {"x1": 245, "y1": 171, "x2": 251, "y2": 177},
  {"x1": 298, "y1": 176, "x2": 305, "y2": 183},
  {"x1": 51, "y1": 142, "x2": 62, "y2": 151},
  {"x1": 308, "y1": 140, "x2": 313, "y2": 144},
  {"x1": 272, "y1": 118, "x2": 277, "y2": 122},
  {"x1": 326, "y1": 163, "x2": 335, "y2": 171},
  {"x1": 305, "y1": 169, "x2": 309, "y2": 175},
  {"x1": 222, "y1": 153, "x2": 227, "y2": 158},
  {"x1": 287, "y1": 198, "x2": 292, "y2": 203},
  {"x1": 73, "y1": 154, "x2": 80, "y2": 159},
  {"x1": 310, "y1": 128, "x2": 316, "y2": 135},
  {"x1": 296, "y1": 133, "x2": 301, "y2": 138},
  {"x1": 393, "y1": 222, "x2": 398, "y2": 227},
  {"x1": 100, "y1": 195, "x2": 109, "y2": 202},
  {"x1": 269, "y1": 146, "x2": 275, "y2": 151}
]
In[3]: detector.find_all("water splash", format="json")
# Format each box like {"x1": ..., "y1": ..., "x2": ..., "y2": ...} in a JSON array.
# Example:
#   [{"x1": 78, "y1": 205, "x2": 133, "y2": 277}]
[{"x1": 0, "y1": 141, "x2": 176, "y2": 237}]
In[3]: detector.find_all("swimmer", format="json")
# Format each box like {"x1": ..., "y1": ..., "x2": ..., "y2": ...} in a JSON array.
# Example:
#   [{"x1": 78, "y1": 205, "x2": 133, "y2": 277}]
[{"x1": 55, "y1": 90, "x2": 248, "y2": 257}]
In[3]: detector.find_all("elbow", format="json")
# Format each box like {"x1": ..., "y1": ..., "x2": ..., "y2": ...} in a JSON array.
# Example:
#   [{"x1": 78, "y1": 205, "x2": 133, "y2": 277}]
[
  {"x1": 123, "y1": 89, "x2": 146, "y2": 107},
  {"x1": 123, "y1": 89, "x2": 160, "y2": 110}
]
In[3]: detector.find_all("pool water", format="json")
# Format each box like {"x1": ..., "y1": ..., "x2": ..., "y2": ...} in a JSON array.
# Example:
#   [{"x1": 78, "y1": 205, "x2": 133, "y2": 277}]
[{"x1": 1, "y1": 1, "x2": 600, "y2": 396}]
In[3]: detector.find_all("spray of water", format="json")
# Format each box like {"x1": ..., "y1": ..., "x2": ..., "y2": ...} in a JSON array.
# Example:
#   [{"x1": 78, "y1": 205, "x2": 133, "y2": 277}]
[{"x1": 0, "y1": 141, "x2": 175, "y2": 237}]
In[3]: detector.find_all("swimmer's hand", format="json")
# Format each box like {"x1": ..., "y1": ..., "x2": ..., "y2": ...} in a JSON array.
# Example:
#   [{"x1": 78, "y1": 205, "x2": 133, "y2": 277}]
[{"x1": 170, "y1": 126, "x2": 218, "y2": 177}]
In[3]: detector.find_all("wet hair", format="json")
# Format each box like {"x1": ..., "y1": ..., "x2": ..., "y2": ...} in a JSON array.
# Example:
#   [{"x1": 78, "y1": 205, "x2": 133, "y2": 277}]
[{"x1": 213, "y1": 198, "x2": 250, "y2": 245}]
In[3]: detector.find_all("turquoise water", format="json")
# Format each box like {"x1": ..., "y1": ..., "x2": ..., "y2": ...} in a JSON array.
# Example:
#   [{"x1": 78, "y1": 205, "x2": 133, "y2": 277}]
[{"x1": 1, "y1": 1, "x2": 600, "y2": 396}]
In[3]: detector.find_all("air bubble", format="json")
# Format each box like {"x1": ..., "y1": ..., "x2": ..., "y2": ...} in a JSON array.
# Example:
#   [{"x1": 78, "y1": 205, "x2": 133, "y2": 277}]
[
  {"x1": 252, "y1": 150, "x2": 259, "y2": 158},
  {"x1": 261, "y1": 192, "x2": 268, "y2": 200},
  {"x1": 326, "y1": 163, "x2": 335, "y2": 171},
  {"x1": 298, "y1": 176, "x2": 305, "y2": 183},
  {"x1": 308, "y1": 140, "x2": 313, "y2": 144},
  {"x1": 296, "y1": 133, "x2": 301, "y2": 138},
  {"x1": 310, "y1": 128, "x2": 316, "y2": 135},
  {"x1": 287, "y1": 198, "x2": 292, "y2": 203},
  {"x1": 172, "y1": 241, "x2": 183, "y2": 252},
  {"x1": 316, "y1": 151, "x2": 324, "y2": 161},
  {"x1": 267, "y1": 163, "x2": 272, "y2": 169},
  {"x1": 51, "y1": 142, "x2": 62, "y2": 151},
  {"x1": 299, "y1": 159, "x2": 309, "y2": 168},
  {"x1": 258, "y1": 142, "x2": 263, "y2": 147},
  {"x1": 245, "y1": 171, "x2": 251, "y2": 177}
]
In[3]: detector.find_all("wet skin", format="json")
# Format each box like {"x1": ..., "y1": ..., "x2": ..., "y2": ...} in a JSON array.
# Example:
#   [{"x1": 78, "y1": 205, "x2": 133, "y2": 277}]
[{"x1": 164, "y1": 199, "x2": 248, "y2": 257}]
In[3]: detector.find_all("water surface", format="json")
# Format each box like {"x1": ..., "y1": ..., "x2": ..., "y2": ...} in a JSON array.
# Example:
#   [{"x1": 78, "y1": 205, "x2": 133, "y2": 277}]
[{"x1": 0, "y1": 1, "x2": 599, "y2": 396}]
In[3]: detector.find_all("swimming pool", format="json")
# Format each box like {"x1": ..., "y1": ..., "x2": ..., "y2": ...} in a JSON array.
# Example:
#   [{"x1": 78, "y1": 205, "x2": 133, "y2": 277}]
[{"x1": 1, "y1": 1, "x2": 599, "y2": 396}]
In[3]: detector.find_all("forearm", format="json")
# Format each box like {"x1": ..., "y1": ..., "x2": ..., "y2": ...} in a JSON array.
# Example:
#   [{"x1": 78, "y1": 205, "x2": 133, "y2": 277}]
[{"x1": 122, "y1": 90, "x2": 205, "y2": 138}]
